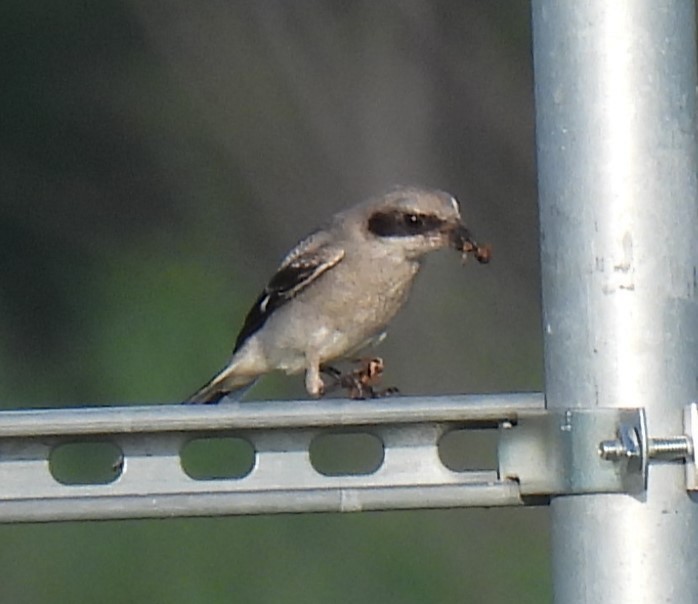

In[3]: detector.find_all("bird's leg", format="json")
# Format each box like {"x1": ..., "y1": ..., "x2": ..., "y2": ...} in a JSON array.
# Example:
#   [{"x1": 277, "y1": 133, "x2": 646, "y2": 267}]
[
  {"x1": 320, "y1": 365, "x2": 343, "y2": 380},
  {"x1": 348, "y1": 357, "x2": 399, "y2": 399},
  {"x1": 341, "y1": 372, "x2": 372, "y2": 400},
  {"x1": 319, "y1": 358, "x2": 399, "y2": 399},
  {"x1": 305, "y1": 360, "x2": 326, "y2": 398},
  {"x1": 319, "y1": 364, "x2": 344, "y2": 393},
  {"x1": 319, "y1": 364, "x2": 366, "y2": 398}
]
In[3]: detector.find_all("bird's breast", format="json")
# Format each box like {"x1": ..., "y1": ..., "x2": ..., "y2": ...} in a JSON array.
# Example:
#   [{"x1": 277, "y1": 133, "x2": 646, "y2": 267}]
[
  {"x1": 256, "y1": 254, "x2": 420, "y2": 368},
  {"x1": 309, "y1": 256, "x2": 419, "y2": 355}
]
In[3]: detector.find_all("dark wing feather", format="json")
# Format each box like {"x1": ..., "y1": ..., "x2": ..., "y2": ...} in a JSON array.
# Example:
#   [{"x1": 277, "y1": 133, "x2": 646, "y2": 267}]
[{"x1": 232, "y1": 235, "x2": 345, "y2": 352}]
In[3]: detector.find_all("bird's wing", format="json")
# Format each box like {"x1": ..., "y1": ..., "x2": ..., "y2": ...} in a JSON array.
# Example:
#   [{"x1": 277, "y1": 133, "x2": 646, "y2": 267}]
[{"x1": 232, "y1": 231, "x2": 345, "y2": 352}]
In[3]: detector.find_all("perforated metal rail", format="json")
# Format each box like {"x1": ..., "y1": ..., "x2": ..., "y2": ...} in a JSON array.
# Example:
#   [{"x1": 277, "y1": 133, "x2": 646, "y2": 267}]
[{"x1": 0, "y1": 393, "x2": 544, "y2": 523}]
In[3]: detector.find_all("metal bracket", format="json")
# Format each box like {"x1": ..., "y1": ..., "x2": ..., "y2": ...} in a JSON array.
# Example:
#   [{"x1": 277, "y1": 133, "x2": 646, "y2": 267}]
[
  {"x1": 499, "y1": 408, "x2": 648, "y2": 495},
  {"x1": 501, "y1": 403, "x2": 697, "y2": 496}
]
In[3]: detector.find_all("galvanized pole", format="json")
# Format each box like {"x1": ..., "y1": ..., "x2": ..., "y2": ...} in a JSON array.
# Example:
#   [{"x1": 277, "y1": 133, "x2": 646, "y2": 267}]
[{"x1": 532, "y1": 1, "x2": 698, "y2": 602}]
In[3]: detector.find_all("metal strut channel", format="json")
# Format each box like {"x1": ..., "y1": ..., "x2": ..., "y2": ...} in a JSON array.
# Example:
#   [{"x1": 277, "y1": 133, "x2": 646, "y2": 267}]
[{"x1": 0, "y1": 393, "x2": 542, "y2": 523}]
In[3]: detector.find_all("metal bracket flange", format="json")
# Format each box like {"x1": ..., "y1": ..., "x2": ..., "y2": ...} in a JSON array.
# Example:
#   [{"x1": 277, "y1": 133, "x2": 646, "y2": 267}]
[
  {"x1": 684, "y1": 403, "x2": 698, "y2": 490},
  {"x1": 499, "y1": 403, "x2": 698, "y2": 497},
  {"x1": 499, "y1": 408, "x2": 647, "y2": 495}
]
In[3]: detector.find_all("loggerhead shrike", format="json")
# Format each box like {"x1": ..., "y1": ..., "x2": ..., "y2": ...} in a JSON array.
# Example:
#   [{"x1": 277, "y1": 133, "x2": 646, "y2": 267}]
[{"x1": 187, "y1": 186, "x2": 489, "y2": 403}]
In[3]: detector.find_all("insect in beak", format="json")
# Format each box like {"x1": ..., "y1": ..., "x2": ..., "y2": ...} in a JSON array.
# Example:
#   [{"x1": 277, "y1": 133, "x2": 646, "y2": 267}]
[{"x1": 451, "y1": 224, "x2": 492, "y2": 264}]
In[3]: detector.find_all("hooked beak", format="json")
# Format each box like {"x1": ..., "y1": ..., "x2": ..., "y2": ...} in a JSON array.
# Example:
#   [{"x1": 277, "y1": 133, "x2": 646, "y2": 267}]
[{"x1": 449, "y1": 223, "x2": 491, "y2": 264}]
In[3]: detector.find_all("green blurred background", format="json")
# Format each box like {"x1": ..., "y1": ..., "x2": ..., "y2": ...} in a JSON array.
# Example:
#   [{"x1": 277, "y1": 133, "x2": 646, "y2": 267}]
[{"x1": 0, "y1": 1, "x2": 548, "y2": 602}]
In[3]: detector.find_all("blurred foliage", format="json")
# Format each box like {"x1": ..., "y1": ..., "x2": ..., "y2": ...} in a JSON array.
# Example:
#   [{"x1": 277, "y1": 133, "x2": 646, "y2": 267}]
[
  {"x1": 0, "y1": 1, "x2": 549, "y2": 602},
  {"x1": 181, "y1": 436, "x2": 255, "y2": 480}
]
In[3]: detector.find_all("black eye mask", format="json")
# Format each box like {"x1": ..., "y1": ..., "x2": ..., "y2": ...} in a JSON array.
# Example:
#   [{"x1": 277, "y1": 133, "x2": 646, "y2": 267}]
[{"x1": 367, "y1": 210, "x2": 446, "y2": 238}]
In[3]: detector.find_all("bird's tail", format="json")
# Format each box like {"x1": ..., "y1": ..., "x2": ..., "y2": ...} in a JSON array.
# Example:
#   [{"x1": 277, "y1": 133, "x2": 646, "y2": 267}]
[{"x1": 186, "y1": 365, "x2": 258, "y2": 404}]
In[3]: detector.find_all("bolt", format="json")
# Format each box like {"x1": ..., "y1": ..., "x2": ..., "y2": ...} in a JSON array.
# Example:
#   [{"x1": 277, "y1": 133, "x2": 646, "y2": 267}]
[
  {"x1": 599, "y1": 439, "x2": 631, "y2": 460},
  {"x1": 648, "y1": 436, "x2": 693, "y2": 461},
  {"x1": 600, "y1": 434, "x2": 693, "y2": 462},
  {"x1": 599, "y1": 423, "x2": 643, "y2": 461}
]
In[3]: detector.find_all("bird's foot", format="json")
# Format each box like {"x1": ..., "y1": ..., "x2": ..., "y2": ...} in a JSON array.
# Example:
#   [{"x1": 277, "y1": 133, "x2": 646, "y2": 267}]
[
  {"x1": 320, "y1": 358, "x2": 399, "y2": 399},
  {"x1": 319, "y1": 365, "x2": 342, "y2": 392},
  {"x1": 349, "y1": 357, "x2": 384, "y2": 399}
]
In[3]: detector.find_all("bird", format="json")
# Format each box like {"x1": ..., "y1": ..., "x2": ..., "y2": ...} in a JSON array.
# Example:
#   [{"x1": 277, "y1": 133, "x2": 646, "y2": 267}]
[{"x1": 187, "y1": 185, "x2": 489, "y2": 403}]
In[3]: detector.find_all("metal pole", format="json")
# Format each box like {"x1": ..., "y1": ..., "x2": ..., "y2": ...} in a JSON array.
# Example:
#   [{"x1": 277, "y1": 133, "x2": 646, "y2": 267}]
[{"x1": 532, "y1": 1, "x2": 698, "y2": 602}]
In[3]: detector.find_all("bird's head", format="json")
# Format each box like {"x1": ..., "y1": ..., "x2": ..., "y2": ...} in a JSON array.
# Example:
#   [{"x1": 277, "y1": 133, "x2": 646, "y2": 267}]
[{"x1": 356, "y1": 186, "x2": 489, "y2": 262}]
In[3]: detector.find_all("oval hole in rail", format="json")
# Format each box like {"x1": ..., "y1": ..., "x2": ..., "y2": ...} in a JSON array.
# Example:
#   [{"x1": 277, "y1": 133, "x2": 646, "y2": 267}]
[
  {"x1": 310, "y1": 432, "x2": 384, "y2": 476},
  {"x1": 180, "y1": 436, "x2": 255, "y2": 480},
  {"x1": 438, "y1": 428, "x2": 498, "y2": 472},
  {"x1": 49, "y1": 441, "x2": 123, "y2": 485}
]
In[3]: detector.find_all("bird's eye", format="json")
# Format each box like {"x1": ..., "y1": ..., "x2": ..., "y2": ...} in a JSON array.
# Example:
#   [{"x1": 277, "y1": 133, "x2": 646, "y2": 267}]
[{"x1": 404, "y1": 213, "x2": 424, "y2": 229}]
